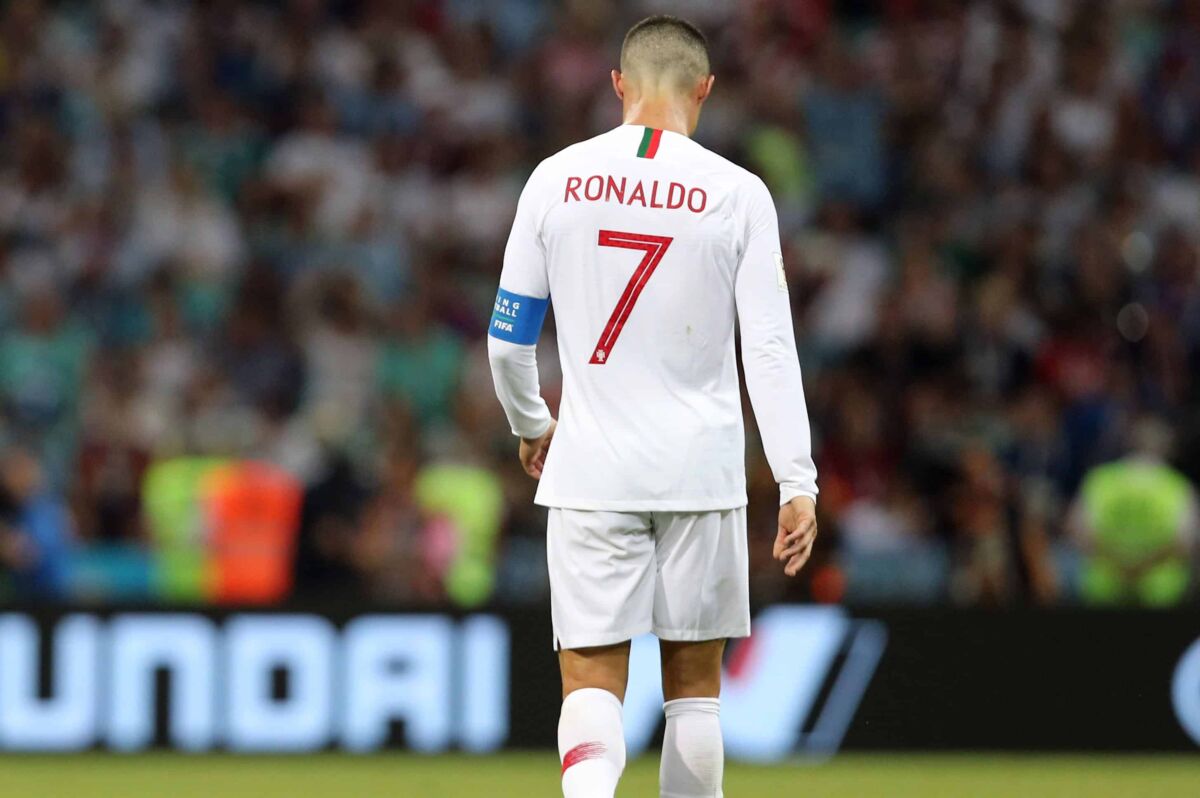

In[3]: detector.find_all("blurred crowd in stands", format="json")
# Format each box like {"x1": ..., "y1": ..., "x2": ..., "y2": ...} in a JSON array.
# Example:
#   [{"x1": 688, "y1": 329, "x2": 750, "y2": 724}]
[{"x1": 0, "y1": 0, "x2": 1198, "y2": 608}]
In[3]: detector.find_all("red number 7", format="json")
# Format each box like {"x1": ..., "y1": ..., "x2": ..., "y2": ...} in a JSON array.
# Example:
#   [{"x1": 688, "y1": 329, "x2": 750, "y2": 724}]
[{"x1": 590, "y1": 230, "x2": 674, "y2": 365}]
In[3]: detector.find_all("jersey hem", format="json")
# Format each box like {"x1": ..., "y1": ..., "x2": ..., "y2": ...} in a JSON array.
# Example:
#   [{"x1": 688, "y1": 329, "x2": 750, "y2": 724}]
[{"x1": 534, "y1": 494, "x2": 749, "y2": 512}]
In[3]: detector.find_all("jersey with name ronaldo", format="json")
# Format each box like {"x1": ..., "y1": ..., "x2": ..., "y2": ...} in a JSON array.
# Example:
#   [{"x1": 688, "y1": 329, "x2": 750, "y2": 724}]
[{"x1": 490, "y1": 124, "x2": 815, "y2": 511}]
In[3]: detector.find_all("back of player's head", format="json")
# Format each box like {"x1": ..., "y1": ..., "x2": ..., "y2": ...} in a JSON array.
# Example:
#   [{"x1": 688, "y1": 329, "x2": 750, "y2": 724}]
[{"x1": 620, "y1": 15, "x2": 710, "y2": 96}]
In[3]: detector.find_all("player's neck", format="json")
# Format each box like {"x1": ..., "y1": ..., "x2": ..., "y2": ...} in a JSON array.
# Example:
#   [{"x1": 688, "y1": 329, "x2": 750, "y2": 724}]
[{"x1": 622, "y1": 98, "x2": 691, "y2": 137}]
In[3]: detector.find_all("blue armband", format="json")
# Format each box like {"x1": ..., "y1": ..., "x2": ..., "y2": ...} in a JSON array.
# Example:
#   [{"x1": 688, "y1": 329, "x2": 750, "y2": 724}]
[{"x1": 488, "y1": 288, "x2": 549, "y2": 345}]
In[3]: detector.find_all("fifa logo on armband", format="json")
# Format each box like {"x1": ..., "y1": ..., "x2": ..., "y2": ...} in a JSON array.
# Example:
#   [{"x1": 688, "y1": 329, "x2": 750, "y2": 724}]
[{"x1": 489, "y1": 289, "x2": 548, "y2": 347}]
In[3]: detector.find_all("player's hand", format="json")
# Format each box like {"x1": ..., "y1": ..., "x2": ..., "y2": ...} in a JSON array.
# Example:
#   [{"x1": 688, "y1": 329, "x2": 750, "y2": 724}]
[
  {"x1": 519, "y1": 419, "x2": 556, "y2": 479},
  {"x1": 774, "y1": 496, "x2": 817, "y2": 577}
]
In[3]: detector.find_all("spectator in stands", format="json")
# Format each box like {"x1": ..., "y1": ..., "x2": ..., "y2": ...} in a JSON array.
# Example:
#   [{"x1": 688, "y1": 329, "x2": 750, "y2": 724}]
[
  {"x1": 0, "y1": 0, "x2": 1194, "y2": 608},
  {"x1": 0, "y1": 282, "x2": 93, "y2": 491},
  {"x1": 0, "y1": 446, "x2": 73, "y2": 599}
]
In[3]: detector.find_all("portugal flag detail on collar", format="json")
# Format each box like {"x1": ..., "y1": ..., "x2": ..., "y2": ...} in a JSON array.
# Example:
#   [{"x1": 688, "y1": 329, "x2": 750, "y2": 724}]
[{"x1": 637, "y1": 126, "x2": 662, "y2": 159}]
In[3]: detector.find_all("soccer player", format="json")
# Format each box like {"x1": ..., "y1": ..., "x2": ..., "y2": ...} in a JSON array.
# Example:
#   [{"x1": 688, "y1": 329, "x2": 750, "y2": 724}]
[{"x1": 488, "y1": 15, "x2": 818, "y2": 798}]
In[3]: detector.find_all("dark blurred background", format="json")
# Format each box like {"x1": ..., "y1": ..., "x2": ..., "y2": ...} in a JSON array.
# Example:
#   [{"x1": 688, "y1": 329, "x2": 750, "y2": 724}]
[{"x1": 0, "y1": 0, "x2": 1198, "y2": 611}]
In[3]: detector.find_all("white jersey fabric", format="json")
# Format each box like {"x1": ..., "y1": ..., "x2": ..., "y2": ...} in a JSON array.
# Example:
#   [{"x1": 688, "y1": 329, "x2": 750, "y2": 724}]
[{"x1": 488, "y1": 124, "x2": 817, "y2": 511}]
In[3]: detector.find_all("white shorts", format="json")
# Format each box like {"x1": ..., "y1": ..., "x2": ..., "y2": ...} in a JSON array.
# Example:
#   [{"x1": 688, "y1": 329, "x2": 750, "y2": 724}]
[{"x1": 547, "y1": 507, "x2": 750, "y2": 650}]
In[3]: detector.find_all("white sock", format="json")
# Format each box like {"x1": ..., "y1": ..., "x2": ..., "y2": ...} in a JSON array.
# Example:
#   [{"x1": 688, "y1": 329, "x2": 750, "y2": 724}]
[
  {"x1": 660, "y1": 697, "x2": 724, "y2": 798},
  {"x1": 558, "y1": 687, "x2": 626, "y2": 798}
]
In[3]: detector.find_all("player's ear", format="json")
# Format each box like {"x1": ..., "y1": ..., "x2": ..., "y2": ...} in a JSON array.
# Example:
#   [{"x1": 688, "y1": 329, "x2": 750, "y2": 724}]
[
  {"x1": 611, "y1": 69, "x2": 625, "y2": 101},
  {"x1": 697, "y1": 74, "x2": 715, "y2": 104}
]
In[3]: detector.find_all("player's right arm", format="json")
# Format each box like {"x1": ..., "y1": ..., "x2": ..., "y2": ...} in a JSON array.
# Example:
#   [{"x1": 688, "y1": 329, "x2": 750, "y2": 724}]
[
  {"x1": 488, "y1": 166, "x2": 555, "y2": 477},
  {"x1": 734, "y1": 176, "x2": 820, "y2": 576}
]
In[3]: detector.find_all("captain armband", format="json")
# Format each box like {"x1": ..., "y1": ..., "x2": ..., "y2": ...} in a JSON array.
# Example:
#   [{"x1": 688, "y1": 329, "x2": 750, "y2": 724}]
[{"x1": 488, "y1": 288, "x2": 549, "y2": 346}]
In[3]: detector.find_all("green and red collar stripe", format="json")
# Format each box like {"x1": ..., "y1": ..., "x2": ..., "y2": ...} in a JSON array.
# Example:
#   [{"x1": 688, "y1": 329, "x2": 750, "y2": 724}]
[{"x1": 637, "y1": 126, "x2": 663, "y2": 159}]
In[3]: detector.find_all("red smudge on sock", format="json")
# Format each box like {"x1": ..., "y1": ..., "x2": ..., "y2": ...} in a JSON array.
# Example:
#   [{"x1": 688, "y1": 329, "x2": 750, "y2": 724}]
[{"x1": 561, "y1": 741, "x2": 607, "y2": 775}]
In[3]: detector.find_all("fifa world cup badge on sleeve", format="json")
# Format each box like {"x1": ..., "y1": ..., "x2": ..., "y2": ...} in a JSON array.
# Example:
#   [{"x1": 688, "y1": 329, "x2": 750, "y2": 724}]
[
  {"x1": 773, "y1": 252, "x2": 788, "y2": 293},
  {"x1": 490, "y1": 288, "x2": 549, "y2": 345}
]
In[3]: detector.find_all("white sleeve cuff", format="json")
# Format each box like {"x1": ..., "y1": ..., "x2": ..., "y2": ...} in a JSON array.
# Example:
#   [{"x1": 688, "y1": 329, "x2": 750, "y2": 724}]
[
  {"x1": 513, "y1": 414, "x2": 552, "y2": 441},
  {"x1": 780, "y1": 485, "x2": 818, "y2": 507}
]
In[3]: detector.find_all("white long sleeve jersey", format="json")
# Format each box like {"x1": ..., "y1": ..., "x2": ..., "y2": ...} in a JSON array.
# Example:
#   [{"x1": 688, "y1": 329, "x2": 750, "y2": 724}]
[{"x1": 488, "y1": 124, "x2": 818, "y2": 511}]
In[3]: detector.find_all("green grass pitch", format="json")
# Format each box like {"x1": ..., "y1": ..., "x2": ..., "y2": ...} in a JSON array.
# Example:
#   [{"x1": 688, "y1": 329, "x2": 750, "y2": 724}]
[{"x1": 3, "y1": 753, "x2": 1198, "y2": 797}]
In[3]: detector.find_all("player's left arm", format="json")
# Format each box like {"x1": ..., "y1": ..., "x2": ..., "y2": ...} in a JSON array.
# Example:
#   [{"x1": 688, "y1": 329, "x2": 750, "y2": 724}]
[
  {"x1": 488, "y1": 165, "x2": 555, "y2": 478},
  {"x1": 734, "y1": 176, "x2": 820, "y2": 576}
]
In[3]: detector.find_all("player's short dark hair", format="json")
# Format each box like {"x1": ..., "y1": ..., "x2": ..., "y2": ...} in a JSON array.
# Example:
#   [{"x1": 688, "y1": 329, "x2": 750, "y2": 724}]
[
  {"x1": 620, "y1": 15, "x2": 710, "y2": 90},
  {"x1": 623, "y1": 15, "x2": 708, "y2": 56}
]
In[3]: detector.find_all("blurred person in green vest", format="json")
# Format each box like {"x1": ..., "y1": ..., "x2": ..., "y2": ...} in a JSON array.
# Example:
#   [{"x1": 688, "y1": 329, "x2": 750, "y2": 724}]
[
  {"x1": 1068, "y1": 417, "x2": 1198, "y2": 606},
  {"x1": 414, "y1": 461, "x2": 503, "y2": 608}
]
